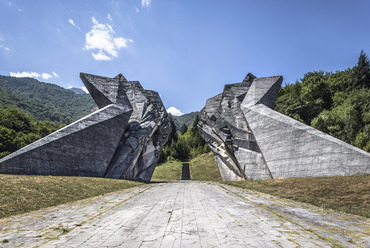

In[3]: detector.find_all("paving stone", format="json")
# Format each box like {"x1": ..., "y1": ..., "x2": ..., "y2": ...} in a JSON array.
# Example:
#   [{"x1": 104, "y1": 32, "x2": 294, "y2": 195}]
[{"x1": 0, "y1": 181, "x2": 369, "y2": 248}]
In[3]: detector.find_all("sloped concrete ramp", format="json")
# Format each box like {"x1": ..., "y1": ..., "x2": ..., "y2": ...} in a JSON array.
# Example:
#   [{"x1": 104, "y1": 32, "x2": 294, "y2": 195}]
[{"x1": 0, "y1": 181, "x2": 369, "y2": 247}]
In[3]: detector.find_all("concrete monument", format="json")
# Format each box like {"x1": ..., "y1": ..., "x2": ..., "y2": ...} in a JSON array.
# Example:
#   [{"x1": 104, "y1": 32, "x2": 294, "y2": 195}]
[
  {"x1": 198, "y1": 73, "x2": 370, "y2": 181},
  {"x1": 0, "y1": 73, "x2": 171, "y2": 181}
]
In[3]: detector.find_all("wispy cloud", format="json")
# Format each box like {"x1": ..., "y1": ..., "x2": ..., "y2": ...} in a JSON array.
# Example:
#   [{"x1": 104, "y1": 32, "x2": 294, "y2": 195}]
[
  {"x1": 10, "y1": 71, "x2": 41, "y2": 78},
  {"x1": 68, "y1": 18, "x2": 76, "y2": 27},
  {"x1": 135, "y1": 7, "x2": 140, "y2": 12},
  {"x1": 107, "y1": 13, "x2": 113, "y2": 21},
  {"x1": 41, "y1": 73, "x2": 52, "y2": 80},
  {"x1": 8, "y1": 1, "x2": 21, "y2": 12},
  {"x1": 141, "y1": 0, "x2": 151, "y2": 8},
  {"x1": 84, "y1": 17, "x2": 133, "y2": 61},
  {"x1": 67, "y1": 86, "x2": 89, "y2": 94},
  {"x1": 167, "y1": 107, "x2": 183, "y2": 116},
  {"x1": 0, "y1": 38, "x2": 10, "y2": 51},
  {"x1": 10, "y1": 71, "x2": 59, "y2": 80}
]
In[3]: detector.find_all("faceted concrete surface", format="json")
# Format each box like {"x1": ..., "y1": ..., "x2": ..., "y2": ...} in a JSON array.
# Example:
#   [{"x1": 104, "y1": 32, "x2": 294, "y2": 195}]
[
  {"x1": 199, "y1": 73, "x2": 370, "y2": 181},
  {"x1": 0, "y1": 181, "x2": 369, "y2": 248}
]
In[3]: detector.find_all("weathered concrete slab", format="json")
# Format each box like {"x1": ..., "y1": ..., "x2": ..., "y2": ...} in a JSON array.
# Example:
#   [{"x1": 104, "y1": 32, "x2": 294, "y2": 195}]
[
  {"x1": 0, "y1": 73, "x2": 171, "y2": 181},
  {"x1": 0, "y1": 181, "x2": 368, "y2": 247},
  {"x1": 0, "y1": 104, "x2": 132, "y2": 177},
  {"x1": 240, "y1": 74, "x2": 370, "y2": 179},
  {"x1": 199, "y1": 73, "x2": 370, "y2": 180}
]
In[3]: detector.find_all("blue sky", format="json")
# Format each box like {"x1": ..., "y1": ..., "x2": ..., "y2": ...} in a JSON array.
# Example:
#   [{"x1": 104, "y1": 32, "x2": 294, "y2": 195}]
[{"x1": 1, "y1": 0, "x2": 370, "y2": 115}]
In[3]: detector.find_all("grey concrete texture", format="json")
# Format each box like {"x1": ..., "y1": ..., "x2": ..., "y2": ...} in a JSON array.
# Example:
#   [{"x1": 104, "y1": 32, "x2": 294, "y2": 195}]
[
  {"x1": 199, "y1": 73, "x2": 370, "y2": 181},
  {"x1": 0, "y1": 181, "x2": 368, "y2": 247},
  {"x1": 0, "y1": 73, "x2": 171, "y2": 181}
]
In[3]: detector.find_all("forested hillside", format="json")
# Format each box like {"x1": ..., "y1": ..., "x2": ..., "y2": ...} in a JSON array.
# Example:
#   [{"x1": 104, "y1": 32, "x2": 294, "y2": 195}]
[
  {"x1": 0, "y1": 75, "x2": 95, "y2": 158},
  {"x1": 159, "y1": 115, "x2": 209, "y2": 162},
  {"x1": 0, "y1": 108, "x2": 65, "y2": 158},
  {"x1": 275, "y1": 50, "x2": 370, "y2": 152},
  {"x1": 0, "y1": 75, "x2": 95, "y2": 124},
  {"x1": 172, "y1": 111, "x2": 199, "y2": 131}
]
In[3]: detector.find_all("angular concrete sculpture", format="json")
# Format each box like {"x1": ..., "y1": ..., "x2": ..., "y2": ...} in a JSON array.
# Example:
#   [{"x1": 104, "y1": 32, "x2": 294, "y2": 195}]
[
  {"x1": 198, "y1": 73, "x2": 370, "y2": 181},
  {"x1": 0, "y1": 73, "x2": 171, "y2": 181}
]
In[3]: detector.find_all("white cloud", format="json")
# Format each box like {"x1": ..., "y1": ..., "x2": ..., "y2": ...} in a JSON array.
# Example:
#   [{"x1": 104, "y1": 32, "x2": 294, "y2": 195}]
[
  {"x1": 0, "y1": 38, "x2": 10, "y2": 51},
  {"x1": 107, "y1": 13, "x2": 112, "y2": 21},
  {"x1": 67, "y1": 86, "x2": 90, "y2": 94},
  {"x1": 10, "y1": 71, "x2": 58, "y2": 80},
  {"x1": 8, "y1": 2, "x2": 12, "y2": 7},
  {"x1": 135, "y1": 7, "x2": 140, "y2": 12},
  {"x1": 10, "y1": 71, "x2": 41, "y2": 78},
  {"x1": 167, "y1": 107, "x2": 183, "y2": 116},
  {"x1": 84, "y1": 17, "x2": 133, "y2": 61},
  {"x1": 42, "y1": 73, "x2": 52, "y2": 80},
  {"x1": 92, "y1": 52, "x2": 112, "y2": 61},
  {"x1": 68, "y1": 19, "x2": 76, "y2": 27},
  {"x1": 141, "y1": 0, "x2": 151, "y2": 7}
]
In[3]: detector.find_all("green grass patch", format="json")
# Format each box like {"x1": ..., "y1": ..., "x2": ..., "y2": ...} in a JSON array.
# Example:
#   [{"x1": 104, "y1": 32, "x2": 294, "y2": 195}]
[
  {"x1": 152, "y1": 152, "x2": 221, "y2": 181},
  {"x1": 151, "y1": 160, "x2": 183, "y2": 181},
  {"x1": 0, "y1": 174, "x2": 143, "y2": 219},
  {"x1": 222, "y1": 174, "x2": 370, "y2": 218},
  {"x1": 189, "y1": 152, "x2": 222, "y2": 181}
]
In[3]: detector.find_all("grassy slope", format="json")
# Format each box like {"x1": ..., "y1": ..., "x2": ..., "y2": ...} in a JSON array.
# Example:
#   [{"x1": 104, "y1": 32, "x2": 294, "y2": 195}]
[
  {"x1": 151, "y1": 161, "x2": 183, "y2": 181},
  {"x1": 0, "y1": 174, "x2": 143, "y2": 219},
  {"x1": 189, "y1": 152, "x2": 222, "y2": 181},
  {"x1": 222, "y1": 174, "x2": 370, "y2": 218},
  {"x1": 151, "y1": 152, "x2": 222, "y2": 181}
]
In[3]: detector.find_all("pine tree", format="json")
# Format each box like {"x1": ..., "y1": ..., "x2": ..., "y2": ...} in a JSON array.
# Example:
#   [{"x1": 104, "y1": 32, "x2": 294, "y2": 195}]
[
  {"x1": 352, "y1": 50, "x2": 370, "y2": 89},
  {"x1": 180, "y1": 124, "x2": 188, "y2": 134}
]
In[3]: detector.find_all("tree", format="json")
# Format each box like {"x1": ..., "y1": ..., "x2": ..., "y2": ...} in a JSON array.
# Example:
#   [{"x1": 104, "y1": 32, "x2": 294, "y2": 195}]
[
  {"x1": 167, "y1": 114, "x2": 178, "y2": 144},
  {"x1": 352, "y1": 50, "x2": 370, "y2": 89},
  {"x1": 180, "y1": 124, "x2": 188, "y2": 134},
  {"x1": 0, "y1": 108, "x2": 65, "y2": 158}
]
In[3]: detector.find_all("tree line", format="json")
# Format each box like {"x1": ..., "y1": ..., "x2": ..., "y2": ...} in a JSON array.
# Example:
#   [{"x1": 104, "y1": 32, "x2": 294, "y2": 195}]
[
  {"x1": 275, "y1": 50, "x2": 370, "y2": 152},
  {"x1": 159, "y1": 115, "x2": 210, "y2": 162},
  {"x1": 0, "y1": 108, "x2": 64, "y2": 158}
]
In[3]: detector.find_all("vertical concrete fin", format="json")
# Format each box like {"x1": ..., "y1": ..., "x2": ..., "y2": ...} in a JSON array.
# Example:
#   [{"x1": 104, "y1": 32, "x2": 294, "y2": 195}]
[
  {"x1": 80, "y1": 72, "x2": 131, "y2": 109},
  {"x1": 242, "y1": 76, "x2": 283, "y2": 109}
]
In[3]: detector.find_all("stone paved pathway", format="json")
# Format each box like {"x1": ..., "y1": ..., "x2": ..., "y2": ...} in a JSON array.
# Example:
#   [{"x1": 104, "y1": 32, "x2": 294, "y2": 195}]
[{"x1": 0, "y1": 181, "x2": 369, "y2": 248}]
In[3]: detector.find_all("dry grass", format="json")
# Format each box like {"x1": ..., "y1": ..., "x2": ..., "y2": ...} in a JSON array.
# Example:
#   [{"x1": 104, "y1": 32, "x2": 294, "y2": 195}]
[
  {"x1": 151, "y1": 160, "x2": 183, "y2": 181},
  {"x1": 222, "y1": 174, "x2": 370, "y2": 218},
  {"x1": 189, "y1": 152, "x2": 222, "y2": 181},
  {"x1": 152, "y1": 152, "x2": 222, "y2": 182},
  {"x1": 0, "y1": 174, "x2": 143, "y2": 219}
]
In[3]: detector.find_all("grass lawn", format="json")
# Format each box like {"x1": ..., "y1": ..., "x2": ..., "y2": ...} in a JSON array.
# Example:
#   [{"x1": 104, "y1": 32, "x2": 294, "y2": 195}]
[
  {"x1": 0, "y1": 174, "x2": 143, "y2": 219},
  {"x1": 222, "y1": 174, "x2": 370, "y2": 218},
  {"x1": 151, "y1": 152, "x2": 222, "y2": 182},
  {"x1": 151, "y1": 160, "x2": 183, "y2": 181},
  {"x1": 189, "y1": 152, "x2": 222, "y2": 181}
]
